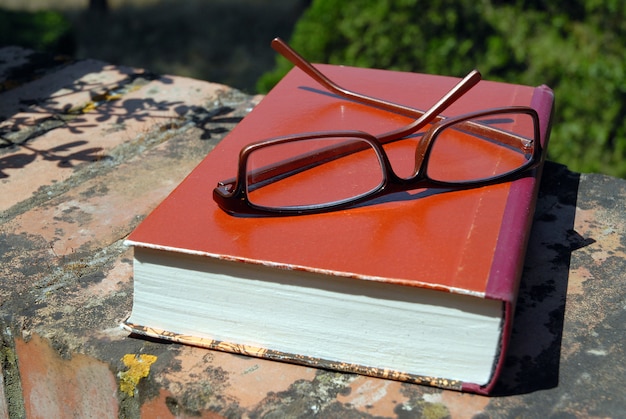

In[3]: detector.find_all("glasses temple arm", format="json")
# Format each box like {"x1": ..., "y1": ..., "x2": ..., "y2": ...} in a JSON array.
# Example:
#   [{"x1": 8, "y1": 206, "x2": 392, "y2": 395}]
[
  {"x1": 376, "y1": 69, "x2": 481, "y2": 143},
  {"x1": 374, "y1": 71, "x2": 533, "y2": 152},
  {"x1": 272, "y1": 37, "x2": 441, "y2": 121},
  {"x1": 273, "y1": 38, "x2": 529, "y2": 150}
]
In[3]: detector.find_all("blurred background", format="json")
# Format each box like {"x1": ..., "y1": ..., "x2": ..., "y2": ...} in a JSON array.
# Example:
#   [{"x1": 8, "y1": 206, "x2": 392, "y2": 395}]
[
  {"x1": 1, "y1": 0, "x2": 625, "y2": 178},
  {"x1": 0, "y1": 0, "x2": 310, "y2": 92}
]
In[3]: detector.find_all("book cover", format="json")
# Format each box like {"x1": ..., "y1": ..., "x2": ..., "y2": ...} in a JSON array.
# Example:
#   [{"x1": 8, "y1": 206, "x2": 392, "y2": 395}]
[{"x1": 123, "y1": 62, "x2": 554, "y2": 394}]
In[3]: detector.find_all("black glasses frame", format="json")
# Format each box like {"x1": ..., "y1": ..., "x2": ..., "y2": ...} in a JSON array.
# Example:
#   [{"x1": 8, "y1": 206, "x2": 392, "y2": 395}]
[{"x1": 213, "y1": 39, "x2": 543, "y2": 216}]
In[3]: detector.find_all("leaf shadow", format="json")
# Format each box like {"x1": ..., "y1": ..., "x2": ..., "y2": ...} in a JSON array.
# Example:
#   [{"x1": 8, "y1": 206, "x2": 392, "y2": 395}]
[{"x1": 0, "y1": 59, "x2": 243, "y2": 178}]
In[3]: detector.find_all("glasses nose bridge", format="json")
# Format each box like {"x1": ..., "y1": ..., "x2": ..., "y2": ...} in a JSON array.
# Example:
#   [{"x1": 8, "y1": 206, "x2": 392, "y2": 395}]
[{"x1": 380, "y1": 133, "x2": 430, "y2": 180}]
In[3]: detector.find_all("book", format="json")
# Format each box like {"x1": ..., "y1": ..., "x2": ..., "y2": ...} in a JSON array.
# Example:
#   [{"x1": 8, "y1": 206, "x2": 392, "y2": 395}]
[{"x1": 123, "y1": 61, "x2": 554, "y2": 394}]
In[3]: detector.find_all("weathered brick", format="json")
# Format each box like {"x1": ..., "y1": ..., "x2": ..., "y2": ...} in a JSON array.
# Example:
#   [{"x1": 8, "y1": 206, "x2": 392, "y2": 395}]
[
  {"x1": 15, "y1": 334, "x2": 118, "y2": 419},
  {"x1": 1, "y1": 63, "x2": 228, "y2": 212},
  {"x1": 0, "y1": 366, "x2": 8, "y2": 419}
]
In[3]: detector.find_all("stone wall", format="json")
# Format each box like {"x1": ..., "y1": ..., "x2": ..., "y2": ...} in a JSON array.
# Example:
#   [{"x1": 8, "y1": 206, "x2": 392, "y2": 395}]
[{"x1": 1, "y1": 47, "x2": 625, "y2": 418}]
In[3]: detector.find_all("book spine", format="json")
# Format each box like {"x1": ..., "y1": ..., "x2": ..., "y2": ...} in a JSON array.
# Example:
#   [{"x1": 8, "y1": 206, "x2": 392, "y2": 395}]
[
  {"x1": 486, "y1": 85, "x2": 554, "y2": 302},
  {"x1": 465, "y1": 85, "x2": 555, "y2": 395}
]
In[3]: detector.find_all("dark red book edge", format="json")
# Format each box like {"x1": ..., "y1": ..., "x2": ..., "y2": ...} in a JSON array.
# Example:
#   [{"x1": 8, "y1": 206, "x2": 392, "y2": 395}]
[{"x1": 463, "y1": 85, "x2": 555, "y2": 394}]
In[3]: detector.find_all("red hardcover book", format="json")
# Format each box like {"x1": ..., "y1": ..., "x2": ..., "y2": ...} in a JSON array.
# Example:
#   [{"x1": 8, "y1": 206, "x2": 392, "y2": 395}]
[{"x1": 123, "y1": 63, "x2": 554, "y2": 394}]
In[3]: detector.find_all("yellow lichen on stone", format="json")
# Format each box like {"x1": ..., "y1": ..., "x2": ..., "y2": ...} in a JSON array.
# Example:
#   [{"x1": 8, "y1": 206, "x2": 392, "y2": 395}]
[
  {"x1": 106, "y1": 93, "x2": 123, "y2": 101},
  {"x1": 421, "y1": 402, "x2": 450, "y2": 419},
  {"x1": 119, "y1": 353, "x2": 158, "y2": 397},
  {"x1": 81, "y1": 101, "x2": 97, "y2": 113}
]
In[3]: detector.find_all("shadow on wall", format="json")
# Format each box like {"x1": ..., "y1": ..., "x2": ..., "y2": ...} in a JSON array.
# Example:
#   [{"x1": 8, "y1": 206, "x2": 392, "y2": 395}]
[
  {"x1": 492, "y1": 162, "x2": 593, "y2": 395},
  {"x1": 0, "y1": 55, "x2": 244, "y2": 179}
]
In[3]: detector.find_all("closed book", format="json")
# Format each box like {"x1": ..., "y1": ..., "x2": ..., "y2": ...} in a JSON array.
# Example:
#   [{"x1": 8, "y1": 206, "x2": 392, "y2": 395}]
[{"x1": 123, "y1": 62, "x2": 554, "y2": 394}]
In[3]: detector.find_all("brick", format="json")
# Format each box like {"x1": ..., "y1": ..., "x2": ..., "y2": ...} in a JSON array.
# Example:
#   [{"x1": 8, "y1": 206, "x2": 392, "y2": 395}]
[
  {"x1": 0, "y1": 366, "x2": 8, "y2": 419},
  {"x1": 140, "y1": 389, "x2": 225, "y2": 419},
  {"x1": 336, "y1": 377, "x2": 407, "y2": 417},
  {"x1": 153, "y1": 344, "x2": 317, "y2": 411},
  {"x1": 0, "y1": 60, "x2": 133, "y2": 135},
  {"x1": 15, "y1": 334, "x2": 118, "y2": 419},
  {"x1": 1, "y1": 64, "x2": 228, "y2": 212}
]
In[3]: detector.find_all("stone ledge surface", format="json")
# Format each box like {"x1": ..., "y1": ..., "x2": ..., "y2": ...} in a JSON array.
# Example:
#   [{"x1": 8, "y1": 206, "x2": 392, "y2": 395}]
[{"x1": 1, "y1": 47, "x2": 625, "y2": 418}]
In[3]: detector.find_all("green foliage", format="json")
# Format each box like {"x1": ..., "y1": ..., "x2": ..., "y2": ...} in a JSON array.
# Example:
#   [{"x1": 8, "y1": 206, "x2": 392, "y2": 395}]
[
  {"x1": 0, "y1": 8, "x2": 75, "y2": 55},
  {"x1": 257, "y1": 0, "x2": 626, "y2": 177}
]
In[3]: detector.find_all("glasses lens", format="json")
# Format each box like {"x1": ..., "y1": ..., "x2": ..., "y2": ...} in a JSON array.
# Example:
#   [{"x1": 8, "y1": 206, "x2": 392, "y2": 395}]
[
  {"x1": 245, "y1": 137, "x2": 384, "y2": 210},
  {"x1": 427, "y1": 112, "x2": 536, "y2": 183}
]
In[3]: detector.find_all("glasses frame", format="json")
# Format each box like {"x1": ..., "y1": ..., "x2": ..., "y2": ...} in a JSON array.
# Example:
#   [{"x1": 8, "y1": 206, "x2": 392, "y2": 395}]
[{"x1": 213, "y1": 39, "x2": 543, "y2": 216}]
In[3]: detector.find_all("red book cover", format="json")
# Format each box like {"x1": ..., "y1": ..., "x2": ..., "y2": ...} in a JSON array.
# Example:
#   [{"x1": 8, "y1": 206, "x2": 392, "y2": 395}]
[{"x1": 124, "y1": 63, "x2": 554, "y2": 394}]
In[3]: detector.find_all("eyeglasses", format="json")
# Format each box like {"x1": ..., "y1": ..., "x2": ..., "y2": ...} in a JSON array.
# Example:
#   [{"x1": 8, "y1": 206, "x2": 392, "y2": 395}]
[{"x1": 213, "y1": 38, "x2": 542, "y2": 216}]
